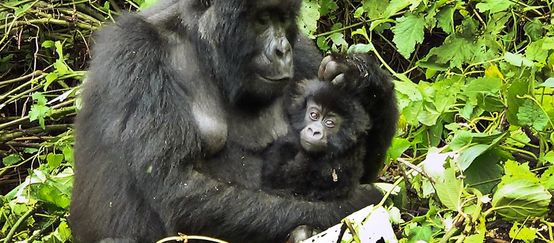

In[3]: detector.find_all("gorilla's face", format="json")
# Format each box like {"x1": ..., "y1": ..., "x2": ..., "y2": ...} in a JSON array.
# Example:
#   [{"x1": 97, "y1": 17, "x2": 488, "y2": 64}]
[{"x1": 197, "y1": 0, "x2": 300, "y2": 105}]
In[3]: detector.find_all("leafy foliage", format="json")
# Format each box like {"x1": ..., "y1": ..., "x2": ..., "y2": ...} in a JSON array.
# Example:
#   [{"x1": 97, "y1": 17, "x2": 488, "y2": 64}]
[
  {"x1": 304, "y1": 0, "x2": 554, "y2": 241},
  {"x1": 1, "y1": 0, "x2": 553, "y2": 242}
]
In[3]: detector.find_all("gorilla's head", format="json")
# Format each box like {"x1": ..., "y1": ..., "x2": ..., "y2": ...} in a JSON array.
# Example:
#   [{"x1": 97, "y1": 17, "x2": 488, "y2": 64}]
[{"x1": 194, "y1": 0, "x2": 301, "y2": 106}]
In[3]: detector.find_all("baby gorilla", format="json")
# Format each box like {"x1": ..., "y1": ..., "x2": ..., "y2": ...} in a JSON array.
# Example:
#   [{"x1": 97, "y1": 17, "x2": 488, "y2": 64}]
[{"x1": 262, "y1": 78, "x2": 371, "y2": 200}]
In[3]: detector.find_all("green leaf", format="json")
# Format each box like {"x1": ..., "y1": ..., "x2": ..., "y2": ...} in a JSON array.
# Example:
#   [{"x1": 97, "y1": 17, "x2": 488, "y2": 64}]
[
  {"x1": 319, "y1": 0, "x2": 338, "y2": 16},
  {"x1": 387, "y1": 138, "x2": 411, "y2": 161},
  {"x1": 435, "y1": 168, "x2": 463, "y2": 210},
  {"x1": 63, "y1": 146, "x2": 75, "y2": 165},
  {"x1": 525, "y1": 40, "x2": 548, "y2": 64},
  {"x1": 504, "y1": 52, "x2": 533, "y2": 67},
  {"x1": 298, "y1": 0, "x2": 320, "y2": 37},
  {"x1": 506, "y1": 78, "x2": 530, "y2": 125},
  {"x1": 517, "y1": 99, "x2": 549, "y2": 131},
  {"x1": 3, "y1": 154, "x2": 22, "y2": 166},
  {"x1": 347, "y1": 43, "x2": 374, "y2": 54},
  {"x1": 464, "y1": 151, "x2": 502, "y2": 194},
  {"x1": 139, "y1": 0, "x2": 158, "y2": 10},
  {"x1": 436, "y1": 5, "x2": 455, "y2": 34},
  {"x1": 362, "y1": 0, "x2": 388, "y2": 19},
  {"x1": 540, "y1": 77, "x2": 554, "y2": 88},
  {"x1": 503, "y1": 161, "x2": 539, "y2": 183},
  {"x1": 540, "y1": 166, "x2": 554, "y2": 190},
  {"x1": 391, "y1": 14, "x2": 425, "y2": 59},
  {"x1": 423, "y1": 36, "x2": 475, "y2": 68},
  {"x1": 41, "y1": 40, "x2": 55, "y2": 49},
  {"x1": 492, "y1": 180, "x2": 551, "y2": 220},
  {"x1": 509, "y1": 223, "x2": 537, "y2": 242},
  {"x1": 476, "y1": 0, "x2": 514, "y2": 13},
  {"x1": 31, "y1": 92, "x2": 48, "y2": 105},
  {"x1": 47, "y1": 153, "x2": 64, "y2": 169},
  {"x1": 29, "y1": 104, "x2": 51, "y2": 129},
  {"x1": 384, "y1": 0, "x2": 411, "y2": 17},
  {"x1": 351, "y1": 26, "x2": 370, "y2": 42},
  {"x1": 543, "y1": 151, "x2": 554, "y2": 165}
]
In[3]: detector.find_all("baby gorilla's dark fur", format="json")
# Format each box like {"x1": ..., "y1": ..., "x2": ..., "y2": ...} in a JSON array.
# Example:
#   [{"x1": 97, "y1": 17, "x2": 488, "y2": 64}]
[{"x1": 262, "y1": 79, "x2": 371, "y2": 200}]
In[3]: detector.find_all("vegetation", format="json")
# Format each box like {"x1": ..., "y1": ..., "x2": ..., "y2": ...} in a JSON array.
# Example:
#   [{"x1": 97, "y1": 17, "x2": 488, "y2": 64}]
[{"x1": 1, "y1": 0, "x2": 553, "y2": 242}]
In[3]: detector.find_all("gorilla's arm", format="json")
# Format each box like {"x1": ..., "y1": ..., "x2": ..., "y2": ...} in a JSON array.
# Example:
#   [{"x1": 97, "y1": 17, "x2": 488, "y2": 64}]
[{"x1": 319, "y1": 54, "x2": 398, "y2": 182}]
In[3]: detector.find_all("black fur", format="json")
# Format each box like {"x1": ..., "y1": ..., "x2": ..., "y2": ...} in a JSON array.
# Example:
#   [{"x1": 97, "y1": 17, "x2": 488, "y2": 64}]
[
  {"x1": 70, "y1": 0, "x2": 396, "y2": 242},
  {"x1": 262, "y1": 79, "x2": 370, "y2": 200}
]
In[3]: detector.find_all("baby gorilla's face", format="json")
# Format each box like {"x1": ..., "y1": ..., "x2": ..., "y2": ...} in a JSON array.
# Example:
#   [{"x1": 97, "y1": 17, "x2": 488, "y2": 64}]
[{"x1": 299, "y1": 99, "x2": 342, "y2": 153}]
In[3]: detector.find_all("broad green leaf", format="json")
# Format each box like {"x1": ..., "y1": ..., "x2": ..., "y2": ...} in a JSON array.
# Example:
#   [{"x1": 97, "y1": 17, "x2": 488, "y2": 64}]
[
  {"x1": 32, "y1": 92, "x2": 48, "y2": 105},
  {"x1": 509, "y1": 223, "x2": 537, "y2": 242},
  {"x1": 540, "y1": 77, "x2": 554, "y2": 88},
  {"x1": 523, "y1": 20, "x2": 544, "y2": 41},
  {"x1": 502, "y1": 160, "x2": 539, "y2": 184},
  {"x1": 391, "y1": 14, "x2": 425, "y2": 59},
  {"x1": 394, "y1": 80, "x2": 422, "y2": 101},
  {"x1": 47, "y1": 153, "x2": 64, "y2": 169},
  {"x1": 506, "y1": 78, "x2": 530, "y2": 125},
  {"x1": 319, "y1": 0, "x2": 338, "y2": 16},
  {"x1": 29, "y1": 104, "x2": 51, "y2": 129},
  {"x1": 476, "y1": 0, "x2": 514, "y2": 13},
  {"x1": 387, "y1": 138, "x2": 411, "y2": 161},
  {"x1": 436, "y1": 5, "x2": 455, "y2": 34},
  {"x1": 517, "y1": 99, "x2": 549, "y2": 131},
  {"x1": 543, "y1": 151, "x2": 554, "y2": 164},
  {"x1": 424, "y1": 36, "x2": 475, "y2": 68},
  {"x1": 504, "y1": 52, "x2": 533, "y2": 67},
  {"x1": 525, "y1": 40, "x2": 548, "y2": 64},
  {"x1": 540, "y1": 166, "x2": 554, "y2": 190},
  {"x1": 384, "y1": 0, "x2": 411, "y2": 17},
  {"x1": 298, "y1": 0, "x2": 320, "y2": 37},
  {"x1": 435, "y1": 168, "x2": 463, "y2": 210},
  {"x1": 329, "y1": 32, "x2": 348, "y2": 51},
  {"x1": 464, "y1": 151, "x2": 502, "y2": 194},
  {"x1": 542, "y1": 37, "x2": 554, "y2": 49},
  {"x1": 405, "y1": 223, "x2": 433, "y2": 242},
  {"x1": 3, "y1": 154, "x2": 22, "y2": 166},
  {"x1": 347, "y1": 43, "x2": 374, "y2": 54},
  {"x1": 454, "y1": 133, "x2": 506, "y2": 170},
  {"x1": 362, "y1": 0, "x2": 388, "y2": 19},
  {"x1": 492, "y1": 180, "x2": 551, "y2": 220},
  {"x1": 139, "y1": 0, "x2": 158, "y2": 10}
]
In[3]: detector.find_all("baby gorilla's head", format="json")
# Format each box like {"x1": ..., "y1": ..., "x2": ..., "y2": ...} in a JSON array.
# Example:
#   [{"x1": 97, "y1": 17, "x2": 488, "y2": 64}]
[{"x1": 287, "y1": 79, "x2": 372, "y2": 155}]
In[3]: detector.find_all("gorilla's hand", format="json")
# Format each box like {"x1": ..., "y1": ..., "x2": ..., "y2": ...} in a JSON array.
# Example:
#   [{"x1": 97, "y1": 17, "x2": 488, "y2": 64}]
[{"x1": 318, "y1": 54, "x2": 391, "y2": 94}]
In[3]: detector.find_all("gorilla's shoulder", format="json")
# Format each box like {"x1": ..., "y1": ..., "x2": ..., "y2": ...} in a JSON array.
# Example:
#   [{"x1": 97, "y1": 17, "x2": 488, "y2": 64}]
[{"x1": 94, "y1": 14, "x2": 164, "y2": 49}]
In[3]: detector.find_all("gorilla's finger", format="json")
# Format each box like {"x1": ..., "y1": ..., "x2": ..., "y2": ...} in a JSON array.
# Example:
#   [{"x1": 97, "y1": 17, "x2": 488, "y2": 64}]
[
  {"x1": 330, "y1": 73, "x2": 346, "y2": 87},
  {"x1": 318, "y1": 55, "x2": 334, "y2": 80}
]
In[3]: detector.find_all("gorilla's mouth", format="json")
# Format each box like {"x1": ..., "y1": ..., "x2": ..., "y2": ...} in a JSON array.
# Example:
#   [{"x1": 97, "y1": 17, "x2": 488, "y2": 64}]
[{"x1": 258, "y1": 75, "x2": 290, "y2": 84}]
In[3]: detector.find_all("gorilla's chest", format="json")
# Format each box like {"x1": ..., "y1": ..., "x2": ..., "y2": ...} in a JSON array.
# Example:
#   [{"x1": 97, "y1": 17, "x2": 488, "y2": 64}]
[{"x1": 197, "y1": 100, "x2": 289, "y2": 189}]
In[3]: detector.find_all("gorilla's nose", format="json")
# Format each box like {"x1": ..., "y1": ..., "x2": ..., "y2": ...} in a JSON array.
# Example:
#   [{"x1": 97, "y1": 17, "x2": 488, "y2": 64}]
[
  {"x1": 269, "y1": 36, "x2": 293, "y2": 72},
  {"x1": 308, "y1": 127, "x2": 323, "y2": 140}
]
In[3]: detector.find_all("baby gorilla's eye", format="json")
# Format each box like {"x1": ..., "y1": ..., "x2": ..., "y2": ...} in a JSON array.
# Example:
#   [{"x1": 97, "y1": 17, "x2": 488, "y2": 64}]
[
  {"x1": 324, "y1": 119, "x2": 335, "y2": 128},
  {"x1": 309, "y1": 111, "x2": 319, "y2": 120}
]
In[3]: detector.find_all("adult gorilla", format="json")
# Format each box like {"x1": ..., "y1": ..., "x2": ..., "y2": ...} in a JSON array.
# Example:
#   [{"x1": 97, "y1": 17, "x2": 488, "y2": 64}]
[{"x1": 69, "y1": 0, "x2": 397, "y2": 242}]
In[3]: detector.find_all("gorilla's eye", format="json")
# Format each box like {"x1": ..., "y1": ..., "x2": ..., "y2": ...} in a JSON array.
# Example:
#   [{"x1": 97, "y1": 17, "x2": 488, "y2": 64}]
[
  {"x1": 324, "y1": 119, "x2": 335, "y2": 128},
  {"x1": 309, "y1": 111, "x2": 319, "y2": 120},
  {"x1": 256, "y1": 13, "x2": 271, "y2": 26}
]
